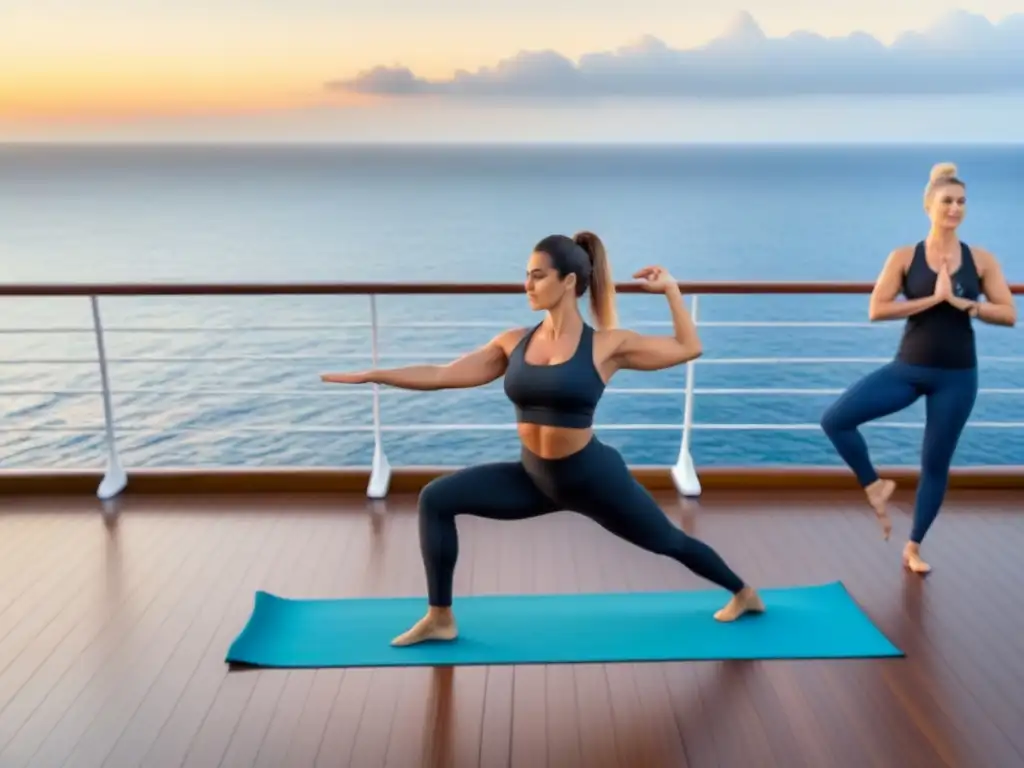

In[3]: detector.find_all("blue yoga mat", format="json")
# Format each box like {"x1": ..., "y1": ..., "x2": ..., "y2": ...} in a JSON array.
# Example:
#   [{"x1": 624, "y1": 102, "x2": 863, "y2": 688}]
[{"x1": 225, "y1": 581, "x2": 902, "y2": 668}]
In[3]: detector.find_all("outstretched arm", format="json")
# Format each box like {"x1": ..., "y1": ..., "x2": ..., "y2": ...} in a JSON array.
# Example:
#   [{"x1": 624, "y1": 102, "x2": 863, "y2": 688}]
[
  {"x1": 321, "y1": 330, "x2": 517, "y2": 390},
  {"x1": 868, "y1": 247, "x2": 945, "y2": 321},
  {"x1": 966, "y1": 247, "x2": 1017, "y2": 326},
  {"x1": 610, "y1": 267, "x2": 702, "y2": 373}
]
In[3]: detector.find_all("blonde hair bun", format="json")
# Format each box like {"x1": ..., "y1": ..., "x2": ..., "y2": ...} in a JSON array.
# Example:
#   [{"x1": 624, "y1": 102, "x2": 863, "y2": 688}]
[{"x1": 930, "y1": 162, "x2": 958, "y2": 182}]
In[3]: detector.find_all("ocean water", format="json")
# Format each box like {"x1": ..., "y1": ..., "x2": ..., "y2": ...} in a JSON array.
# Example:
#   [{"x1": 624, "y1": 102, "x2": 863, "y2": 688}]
[{"x1": 1, "y1": 143, "x2": 1022, "y2": 471}]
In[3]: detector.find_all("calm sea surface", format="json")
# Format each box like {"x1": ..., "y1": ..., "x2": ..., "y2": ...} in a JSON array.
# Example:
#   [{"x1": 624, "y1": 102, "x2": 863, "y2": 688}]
[{"x1": 1, "y1": 143, "x2": 1021, "y2": 470}]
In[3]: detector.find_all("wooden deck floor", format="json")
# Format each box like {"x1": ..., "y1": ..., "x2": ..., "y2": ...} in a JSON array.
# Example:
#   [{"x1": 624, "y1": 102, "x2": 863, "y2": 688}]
[{"x1": 0, "y1": 488, "x2": 1021, "y2": 767}]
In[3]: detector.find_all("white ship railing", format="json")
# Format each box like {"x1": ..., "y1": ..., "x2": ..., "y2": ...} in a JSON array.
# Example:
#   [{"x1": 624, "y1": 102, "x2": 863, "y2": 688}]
[{"x1": 0, "y1": 281, "x2": 1021, "y2": 501}]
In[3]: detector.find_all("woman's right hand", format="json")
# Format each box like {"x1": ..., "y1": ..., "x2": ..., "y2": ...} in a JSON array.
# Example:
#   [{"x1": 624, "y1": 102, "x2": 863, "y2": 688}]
[
  {"x1": 933, "y1": 265, "x2": 953, "y2": 302},
  {"x1": 320, "y1": 371, "x2": 370, "y2": 384}
]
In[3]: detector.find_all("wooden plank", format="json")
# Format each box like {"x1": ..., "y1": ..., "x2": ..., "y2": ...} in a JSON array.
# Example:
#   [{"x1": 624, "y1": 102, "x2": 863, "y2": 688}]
[{"x1": 0, "y1": 490, "x2": 1019, "y2": 767}]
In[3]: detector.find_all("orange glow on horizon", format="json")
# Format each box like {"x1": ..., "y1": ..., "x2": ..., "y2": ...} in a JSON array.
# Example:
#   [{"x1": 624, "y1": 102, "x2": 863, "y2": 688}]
[
  {"x1": 0, "y1": 46, "x2": 396, "y2": 123},
  {"x1": 0, "y1": 81, "x2": 381, "y2": 123},
  {"x1": 0, "y1": 14, "x2": 745, "y2": 125}
]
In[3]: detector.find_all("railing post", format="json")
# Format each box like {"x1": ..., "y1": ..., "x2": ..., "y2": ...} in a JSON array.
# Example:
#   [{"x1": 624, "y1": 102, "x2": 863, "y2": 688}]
[
  {"x1": 366, "y1": 294, "x2": 392, "y2": 499},
  {"x1": 90, "y1": 296, "x2": 128, "y2": 500},
  {"x1": 672, "y1": 294, "x2": 701, "y2": 497}
]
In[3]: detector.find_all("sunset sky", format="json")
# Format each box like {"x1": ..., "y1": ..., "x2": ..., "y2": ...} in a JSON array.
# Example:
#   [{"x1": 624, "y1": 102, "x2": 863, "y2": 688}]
[{"x1": 4, "y1": 1, "x2": 1024, "y2": 142}]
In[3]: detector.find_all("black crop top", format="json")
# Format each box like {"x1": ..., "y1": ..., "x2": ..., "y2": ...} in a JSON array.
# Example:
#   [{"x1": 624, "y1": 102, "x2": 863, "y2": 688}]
[{"x1": 503, "y1": 323, "x2": 606, "y2": 429}]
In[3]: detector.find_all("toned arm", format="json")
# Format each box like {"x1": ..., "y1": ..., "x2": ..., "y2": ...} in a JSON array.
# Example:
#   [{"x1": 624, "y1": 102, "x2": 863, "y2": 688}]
[
  {"x1": 972, "y1": 247, "x2": 1017, "y2": 326},
  {"x1": 608, "y1": 284, "x2": 702, "y2": 373},
  {"x1": 322, "y1": 329, "x2": 522, "y2": 390}
]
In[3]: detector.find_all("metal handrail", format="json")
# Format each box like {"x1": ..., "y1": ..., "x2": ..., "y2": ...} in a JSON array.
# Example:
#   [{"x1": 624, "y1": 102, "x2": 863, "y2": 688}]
[
  {"x1": 0, "y1": 280, "x2": 892, "y2": 296},
  {"x1": 0, "y1": 320, "x2": 897, "y2": 332},
  {"x1": 2, "y1": 280, "x2": 1021, "y2": 501},
  {"x1": 4, "y1": 387, "x2": 1022, "y2": 397},
  {"x1": 4, "y1": 355, "x2": 1024, "y2": 365}
]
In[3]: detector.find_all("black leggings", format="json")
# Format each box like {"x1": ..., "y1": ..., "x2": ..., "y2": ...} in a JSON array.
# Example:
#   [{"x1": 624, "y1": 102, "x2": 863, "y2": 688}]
[{"x1": 417, "y1": 437, "x2": 747, "y2": 606}]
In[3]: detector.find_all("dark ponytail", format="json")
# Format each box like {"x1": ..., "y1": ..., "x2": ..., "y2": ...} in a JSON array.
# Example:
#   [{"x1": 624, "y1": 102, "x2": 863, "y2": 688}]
[{"x1": 573, "y1": 231, "x2": 618, "y2": 330}]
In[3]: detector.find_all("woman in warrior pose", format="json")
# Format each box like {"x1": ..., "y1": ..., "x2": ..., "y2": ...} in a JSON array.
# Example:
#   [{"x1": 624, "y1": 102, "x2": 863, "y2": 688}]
[
  {"x1": 821, "y1": 162, "x2": 1016, "y2": 574},
  {"x1": 322, "y1": 231, "x2": 764, "y2": 645}
]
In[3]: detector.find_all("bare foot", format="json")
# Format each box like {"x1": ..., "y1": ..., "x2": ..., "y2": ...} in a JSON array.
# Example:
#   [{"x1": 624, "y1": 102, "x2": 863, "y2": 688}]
[
  {"x1": 714, "y1": 586, "x2": 765, "y2": 622},
  {"x1": 902, "y1": 543, "x2": 931, "y2": 574},
  {"x1": 865, "y1": 479, "x2": 896, "y2": 540},
  {"x1": 390, "y1": 609, "x2": 458, "y2": 646}
]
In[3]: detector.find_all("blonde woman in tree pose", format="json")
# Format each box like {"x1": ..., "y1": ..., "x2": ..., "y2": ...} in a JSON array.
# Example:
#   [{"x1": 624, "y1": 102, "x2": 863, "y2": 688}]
[{"x1": 821, "y1": 163, "x2": 1016, "y2": 574}]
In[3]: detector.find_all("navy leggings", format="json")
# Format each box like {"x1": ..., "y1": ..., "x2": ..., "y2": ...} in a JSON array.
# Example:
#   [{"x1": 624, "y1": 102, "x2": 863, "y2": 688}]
[
  {"x1": 820, "y1": 361, "x2": 978, "y2": 543},
  {"x1": 416, "y1": 437, "x2": 747, "y2": 606}
]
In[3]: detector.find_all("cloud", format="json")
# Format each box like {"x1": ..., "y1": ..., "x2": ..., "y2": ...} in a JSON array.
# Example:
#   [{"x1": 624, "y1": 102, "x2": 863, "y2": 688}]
[{"x1": 324, "y1": 10, "x2": 1024, "y2": 100}]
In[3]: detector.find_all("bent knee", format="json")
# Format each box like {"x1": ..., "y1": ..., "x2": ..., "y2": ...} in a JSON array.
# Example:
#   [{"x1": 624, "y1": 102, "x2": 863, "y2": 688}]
[
  {"x1": 418, "y1": 473, "x2": 469, "y2": 518},
  {"x1": 820, "y1": 403, "x2": 847, "y2": 436},
  {"x1": 418, "y1": 476, "x2": 453, "y2": 516}
]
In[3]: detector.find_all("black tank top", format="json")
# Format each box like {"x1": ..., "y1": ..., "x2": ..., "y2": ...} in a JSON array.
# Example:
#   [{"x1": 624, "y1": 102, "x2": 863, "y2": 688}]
[{"x1": 895, "y1": 241, "x2": 980, "y2": 369}]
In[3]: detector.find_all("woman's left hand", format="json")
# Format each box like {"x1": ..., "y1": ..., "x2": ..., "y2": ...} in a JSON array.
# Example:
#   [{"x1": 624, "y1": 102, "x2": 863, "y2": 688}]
[
  {"x1": 632, "y1": 265, "x2": 679, "y2": 293},
  {"x1": 947, "y1": 296, "x2": 977, "y2": 314}
]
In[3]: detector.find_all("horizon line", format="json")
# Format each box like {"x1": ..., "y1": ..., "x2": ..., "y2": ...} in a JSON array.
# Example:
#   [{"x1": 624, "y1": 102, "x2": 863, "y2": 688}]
[{"x1": 4, "y1": 138, "x2": 1024, "y2": 148}]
